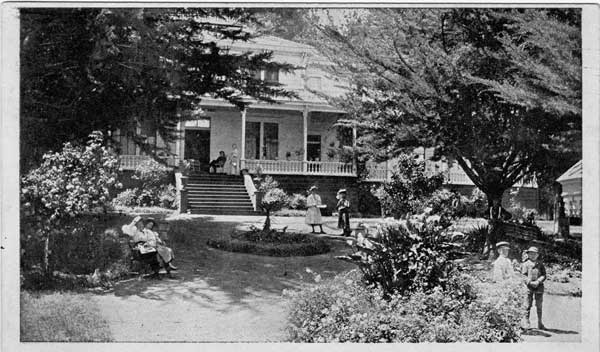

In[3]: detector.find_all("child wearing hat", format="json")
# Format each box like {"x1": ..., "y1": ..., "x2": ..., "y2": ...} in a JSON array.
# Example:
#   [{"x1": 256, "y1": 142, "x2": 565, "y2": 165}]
[
  {"x1": 305, "y1": 186, "x2": 326, "y2": 234},
  {"x1": 336, "y1": 189, "x2": 351, "y2": 236},
  {"x1": 521, "y1": 246, "x2": 547, "y2": 329},
  {"x1": 492, "y1": 241, "x2": 514, "y2": 282}
]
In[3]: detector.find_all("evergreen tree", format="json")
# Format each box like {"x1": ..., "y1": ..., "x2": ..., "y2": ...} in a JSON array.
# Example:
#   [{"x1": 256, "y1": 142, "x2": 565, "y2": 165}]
[
  {"x1": 21, "y1": 8, "x2": 297, "y2": 171},
  {"x1": 304, "y1": 9, "x2": 581, "y2": 208}
]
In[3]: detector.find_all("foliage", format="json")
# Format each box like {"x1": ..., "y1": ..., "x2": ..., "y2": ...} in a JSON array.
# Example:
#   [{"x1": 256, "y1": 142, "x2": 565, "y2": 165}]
[
  {"x1": 257, "y1": 176, "x2": 290, "y2": 231},
  {"x1": 463, "y1": 188, "x2": 489, "y2": 218},
  {"x1": 337, "y1": 216, "x2": 461, "y2": 297},
  {"x1": 112, "y1": 188, "x2": 139, "y2": 207},
  {"x1": 379, "y1": 154, "x2": 445, "y2": 218},
  {"x1": 20, "y1": 132, "x2": 121, "y2": 273},
  {"x1": 20, "y1": 213, "x2": 131, "y2": 289},
  {"x1": 288, "y1": 193, "x2": 308, "y2": 210},
  {"x1": 463, "y1": 225, "x2": 490, "y2": 253},
  {"x1": 20, "y1": 8, "x2": 298, "y2": 171},
  {"x1": 207, "y1": 228, "x2": 330, "y2": 257},
  {"x1": 158, "y1": 184, "x2": 179, "y2": 209},
  {"x1": 506, "y1": 191, "x2": 538, "y2": 223},
  {"x1": 132, "y1": 159, "x2": 170, "y2": 189},
  {"x1": 21, "y1": 291, "x2": 113, "y2": 341},
  {"x1": 308, "y1": 9, "x2": 581, "y2": 205},
  {"x1": 286, "y1": 270, "x2": 523, "y2": 342}
]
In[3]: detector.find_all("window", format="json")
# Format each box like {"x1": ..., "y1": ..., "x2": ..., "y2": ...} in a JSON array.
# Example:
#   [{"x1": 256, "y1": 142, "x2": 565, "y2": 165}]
[
  {"x1": 307, "y1": 135, "x2": 322, "y2": 161},
  {"x1": 264, "y1": 67, "x2": 279, "y2": 83},
  {"x1": 263, "y1": 123, "x2": 279, "y2": 160}
]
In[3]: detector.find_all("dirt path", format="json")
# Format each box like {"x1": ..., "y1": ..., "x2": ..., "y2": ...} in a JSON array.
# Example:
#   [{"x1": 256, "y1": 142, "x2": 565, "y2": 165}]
[
  {"x1": 93, "y1": 215, "x2": 353, "y2": 342},
  {"x1": 92, "y1": 214, "x2": 581, "y2": 342},
  {"x1": 521, "y1": 294, "x2": 581, "y2": 342}
]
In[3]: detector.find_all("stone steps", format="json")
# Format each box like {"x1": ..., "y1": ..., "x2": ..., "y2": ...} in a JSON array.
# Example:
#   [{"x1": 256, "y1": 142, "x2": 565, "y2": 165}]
[{"x1": 186, "y1": 174, "x2": 256, "y2": 215}]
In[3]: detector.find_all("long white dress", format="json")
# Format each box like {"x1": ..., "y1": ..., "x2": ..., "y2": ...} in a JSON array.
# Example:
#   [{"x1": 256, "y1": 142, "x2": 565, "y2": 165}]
[
  {"x1": 229, "y1": 148, "x2": 239, "y2": 175},
  {"x1": 305, "y1": 194, "x2": 323, "y2": 225},
  {"x1": 492, "y1": 256, "x2": 514, "y2": 282}
]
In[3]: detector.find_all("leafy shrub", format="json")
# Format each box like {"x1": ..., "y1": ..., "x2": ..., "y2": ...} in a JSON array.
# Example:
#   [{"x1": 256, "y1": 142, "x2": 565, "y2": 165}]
[
  {"x1": 132, "y1": 158, "x2": 170, "y2": 188},
  {"x1": 289, "y1": 193, "x2": 308, "y2": 210},
  {"x1": 158, "y1": 184, "x2": 178, "y2": 209},
  {"x1": 112, "y1": 188, "x2": 138, "y2": 207},
  {"x1": 111, "y1": 184, "x2": 178, "y2": 209},
  {"x1": 379, "y1": 154, "x2": 445, "y2": 218},
  {"x1": 337, "y1": 217, "x2": 458, "y2": 297},
  {"x1": 286, "y1": 271, "x2": 523, "y2": 342},
  {"x1": 426, "y1": 189, "x2": 464, "y2": 218},
  {"x1": 463, "y1": 224, "x2": 489, "y2": 253},
  {"x1": 463, "y1": 188, "x2": 488, "y2": 218},
  {"x1": 20, "y1": 131, "x2": 121, "y2": 273},
  {"x1": 207, "y1": 229, "x2": 330, "y2": 257}
]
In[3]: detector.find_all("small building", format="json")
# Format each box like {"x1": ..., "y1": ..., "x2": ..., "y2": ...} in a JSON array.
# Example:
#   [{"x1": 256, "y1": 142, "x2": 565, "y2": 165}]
[
  {"x1": 114, "y1": 35, "x2": 538, "y2": 214},
  {"x1": 557, "y1": 160, "x2": 583, "y2": 220}
]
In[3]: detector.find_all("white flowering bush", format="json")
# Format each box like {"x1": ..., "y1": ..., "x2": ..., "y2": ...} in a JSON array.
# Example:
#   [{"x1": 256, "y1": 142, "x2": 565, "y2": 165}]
[
  {"x1": 21, "y1": 131, "x2": 121, "y2": 273},
  {"x1": 257, "y1": 176, "x2": 290, "y2": 231}
]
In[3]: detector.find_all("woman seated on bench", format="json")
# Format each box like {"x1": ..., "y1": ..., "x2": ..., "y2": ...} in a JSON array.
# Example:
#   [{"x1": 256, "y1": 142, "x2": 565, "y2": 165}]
[
  {"x1": 143, "y1": 218, "x2": 178, "y2": 272},
  {"x1": 209, "y1": 151, "x2": 227, "y2": 173},
  {"x1": 122, "y1": 216, "x2": 177, "y2": 275}
]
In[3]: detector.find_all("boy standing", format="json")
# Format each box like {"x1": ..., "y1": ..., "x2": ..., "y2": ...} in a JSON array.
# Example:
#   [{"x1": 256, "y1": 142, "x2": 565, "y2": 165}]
[
  {"x1": 336, "y1": 189, "x2": 351, "y2": 236},
  {"x1": 521, "y1": 246, "x2": 546, "y2": 329}
]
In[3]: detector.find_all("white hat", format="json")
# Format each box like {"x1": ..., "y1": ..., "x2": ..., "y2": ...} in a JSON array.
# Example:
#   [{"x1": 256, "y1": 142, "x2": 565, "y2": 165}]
[
  {"x1": 526, "y1": 246, "x2": 539, "y2": 253},
  {"x1": 337, "y1": 188, "x2": 347, "y2": 194},
  {"x1": 496, "y1": 241, "x2": 510, "y2": 248}
]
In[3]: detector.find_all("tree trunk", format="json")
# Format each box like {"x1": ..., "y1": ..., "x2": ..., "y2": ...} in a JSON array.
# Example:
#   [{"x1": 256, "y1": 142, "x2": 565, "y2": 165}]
[
  {"x1": 43, "y1": 234, "x2": 50, "y2": 275},
  {"x1": 263, "y1": 210, "x2": 271, "y2": 232},
  {"x1": 482, "y1": 190, "x2": 506, "y2": 259}
]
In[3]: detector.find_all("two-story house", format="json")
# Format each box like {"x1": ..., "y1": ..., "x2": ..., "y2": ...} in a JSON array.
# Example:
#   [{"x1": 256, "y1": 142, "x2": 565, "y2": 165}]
[{"x1": 114, "y1": 35, "x2": 538, "y2": 215}]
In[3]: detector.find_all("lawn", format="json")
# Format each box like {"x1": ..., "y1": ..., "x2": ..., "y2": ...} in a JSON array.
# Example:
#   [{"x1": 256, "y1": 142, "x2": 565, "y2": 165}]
[{"x1": 21, "y1": 291, "x2": 113, "y2": 342}]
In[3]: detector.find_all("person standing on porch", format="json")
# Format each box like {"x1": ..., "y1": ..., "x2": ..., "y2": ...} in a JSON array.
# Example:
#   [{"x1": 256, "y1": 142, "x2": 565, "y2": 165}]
[
  {"x1": 337, "y1": 189, "x2": 351, "y2": 236},
  {"x1": 306, "y1": 186, "x2": 326, "y2": 234},
  {"x1": 229, "y1": 144, "x2": 239, "y2": 175}
]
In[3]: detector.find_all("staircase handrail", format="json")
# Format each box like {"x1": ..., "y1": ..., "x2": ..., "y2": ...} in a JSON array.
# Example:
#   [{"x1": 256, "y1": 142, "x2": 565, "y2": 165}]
[{"x1": 243, "y1": 172, "x2": 258, "y2": 211}]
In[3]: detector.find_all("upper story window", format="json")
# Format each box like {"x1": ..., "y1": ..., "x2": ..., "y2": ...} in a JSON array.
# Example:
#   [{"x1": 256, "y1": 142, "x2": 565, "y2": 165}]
[
  {"x1": 249, "y1": 67, "x2": 279, "y2": 84},
  {"x1": 264, "y1": 67, "x2": 279, "y2": 83}
]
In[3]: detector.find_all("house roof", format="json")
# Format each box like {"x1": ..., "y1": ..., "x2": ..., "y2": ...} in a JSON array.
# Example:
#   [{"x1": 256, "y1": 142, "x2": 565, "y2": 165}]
[{"x1": 557, "y1": 160, "x2": 582, "y2": 183}]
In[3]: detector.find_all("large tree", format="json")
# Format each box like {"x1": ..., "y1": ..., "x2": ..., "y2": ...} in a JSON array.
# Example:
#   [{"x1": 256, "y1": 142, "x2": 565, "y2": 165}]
[
  {"x1": 297, "y1": 8, "x2": 581, "y2": 207},
  {"x1": 21, "y1": 8, "x2": 296, "y2": 171}
]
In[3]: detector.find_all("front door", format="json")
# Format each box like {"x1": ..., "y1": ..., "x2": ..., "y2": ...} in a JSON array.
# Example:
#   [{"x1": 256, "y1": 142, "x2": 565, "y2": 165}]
[{"x1": 184, "y1": 129, "x2": 210, "y2": 170}]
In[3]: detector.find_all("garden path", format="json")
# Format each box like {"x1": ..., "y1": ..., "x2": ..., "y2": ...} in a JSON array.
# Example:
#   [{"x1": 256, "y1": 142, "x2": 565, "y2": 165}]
[
  {"x1": 92, "y1": 215, "x2": 354, "y2": 342},
  {"x1": 92, "y1": 215, "x2": 581, "y2": 342}
]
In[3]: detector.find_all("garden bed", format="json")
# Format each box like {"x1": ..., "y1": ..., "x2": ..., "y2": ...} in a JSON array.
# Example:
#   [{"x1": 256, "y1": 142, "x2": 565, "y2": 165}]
[{"x1": 206, "y1": 229, "x2": 331, "y2": 257}]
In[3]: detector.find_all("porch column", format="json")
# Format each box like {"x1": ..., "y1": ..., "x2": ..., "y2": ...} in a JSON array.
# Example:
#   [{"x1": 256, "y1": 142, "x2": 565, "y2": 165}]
[
  {"x1": 175, "y1": 120, "x2": 183, "y2": 166},
  {"x1": 303, "y1": 105, "x2": 308, "y2": 173},
  {"x1": 241, "y1": 108, "x2": 247, "y2": 168},
  {"x1": 352, "y1": 125, "x2": 357, "y2": 175}
]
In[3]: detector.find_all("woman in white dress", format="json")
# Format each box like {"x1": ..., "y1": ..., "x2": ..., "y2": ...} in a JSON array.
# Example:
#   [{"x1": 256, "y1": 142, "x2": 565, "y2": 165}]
[
  {"x1": 144, "y1": 218, "x2": 177, "y2": 272},
  {"x1": 229, "y1": 144, "x2": 239, "y2": 175},
  {"x1": 306, "y1": 186, "x2": 326, "y2": 234}
]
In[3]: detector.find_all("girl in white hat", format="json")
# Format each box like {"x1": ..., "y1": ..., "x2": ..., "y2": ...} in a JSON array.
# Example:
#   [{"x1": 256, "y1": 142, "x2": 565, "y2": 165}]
[{"x1": 305, "y1": 186, "x2": 326, "y2": 234}]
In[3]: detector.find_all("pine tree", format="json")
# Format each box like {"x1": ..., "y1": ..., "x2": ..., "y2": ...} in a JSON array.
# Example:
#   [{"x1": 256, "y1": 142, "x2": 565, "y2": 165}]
[{"x1": 21, "y1": 8, "x2": 297, "y2": 171}]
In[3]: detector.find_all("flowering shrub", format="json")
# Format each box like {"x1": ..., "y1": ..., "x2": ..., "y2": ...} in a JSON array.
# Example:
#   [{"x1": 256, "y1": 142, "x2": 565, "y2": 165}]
[
  {"x1": 112, "y1": 188, "x2": 138, "y2": 207},
  {"x1": 338, "y1": 216, "x2": 461, "y2": 297},
  {"x1": 20, "y1": 131, "x2": 121, "y2": 273},
  {"x1": 132, "y1": 158, "x2": 170, "y2": 189},
  {"x1": 257, "y1": 176, "x2": 290, "y2": 231},
  {"x1": 379, "y1": 154, "x2": 445, "y2": 218},
  {"x1": 288, "y1": 193, "x2": 307, "y2": 210},
  {"x1": 286, "y1": 270, "x2": 524, "y2": 342}
]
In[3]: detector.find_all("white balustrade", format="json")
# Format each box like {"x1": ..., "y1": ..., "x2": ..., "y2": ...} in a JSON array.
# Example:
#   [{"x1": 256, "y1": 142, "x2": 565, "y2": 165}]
[
  {"x1": 242, "y1": 159, "x2": 355, "y2": 176},
  {"x1": 119, "y1": 155, "x2": 178, "y2": 170}
]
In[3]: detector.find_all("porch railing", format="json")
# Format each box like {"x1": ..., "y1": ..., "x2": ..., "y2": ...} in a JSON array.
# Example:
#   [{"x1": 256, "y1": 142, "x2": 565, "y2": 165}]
[
  {"x1": 118, "y1": 155, "x2": 178, "y2": 171},
  {"x1": 241, "y1": 159, "x2": 355, "y2": 176}
]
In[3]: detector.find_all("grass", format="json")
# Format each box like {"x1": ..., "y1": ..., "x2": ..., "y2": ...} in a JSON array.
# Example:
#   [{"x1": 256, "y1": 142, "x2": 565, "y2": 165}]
[{"x1": 20, "y1": 290, "x2": 112, "y2": 342}]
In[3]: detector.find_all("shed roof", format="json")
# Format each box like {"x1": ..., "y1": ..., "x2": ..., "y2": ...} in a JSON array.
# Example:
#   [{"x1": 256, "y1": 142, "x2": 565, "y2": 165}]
[{"x1": 557, "y1": 160, "x2": 582, "y2": 182}]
